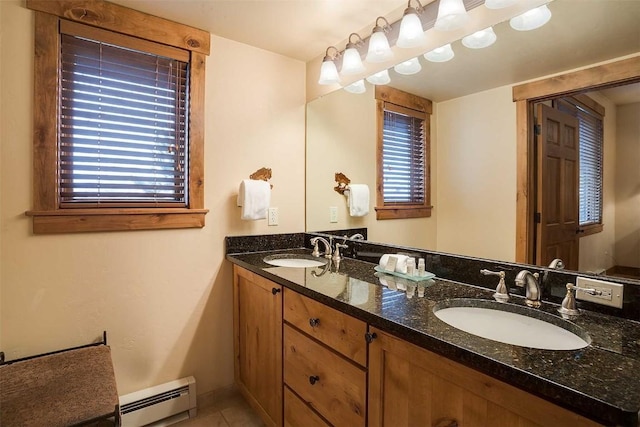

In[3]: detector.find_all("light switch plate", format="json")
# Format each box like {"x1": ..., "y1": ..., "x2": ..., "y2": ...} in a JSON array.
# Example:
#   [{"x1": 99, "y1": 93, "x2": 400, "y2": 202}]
[
  {"x1": 329, "y1": 206, "x2": 338, "y2": 223},
  {"x1": 268, "y1": 207, "x2": 278, "y2": 226},
  {"x1": 575, "y1": 276, "x2": 624, "y2": 308}
]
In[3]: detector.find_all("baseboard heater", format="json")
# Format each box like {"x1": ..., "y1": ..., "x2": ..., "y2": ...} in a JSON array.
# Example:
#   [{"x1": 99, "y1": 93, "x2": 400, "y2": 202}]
[{"x1": 120, "y1": 376, "x2": 197, "y2": 426}]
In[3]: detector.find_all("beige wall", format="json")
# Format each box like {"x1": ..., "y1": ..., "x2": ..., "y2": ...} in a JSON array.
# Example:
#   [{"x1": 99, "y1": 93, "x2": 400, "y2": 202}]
[
  {"x1": 305, "y1": 88, "x2": 438, "y2": 249},
  {"x1": 0, "y1": 0, "x2": 305, "y2": 397},
  {"x1": 435, "y1": 85, "x2": 517, "y2": 262},
  {"x1": 614, "y1": 102, "x2": 640, "y2": 268}
]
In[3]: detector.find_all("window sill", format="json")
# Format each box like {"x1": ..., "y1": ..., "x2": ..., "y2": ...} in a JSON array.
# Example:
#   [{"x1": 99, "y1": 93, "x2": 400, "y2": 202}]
[
  {"x1": 25, "y1": 208, "x2": 209, "y2": 234},
  {"x1": 578, "y1": 223, "x2": 603, "y2": 238},
  {"x1": 375, "y1": 205, "x2": 433, "y2": 220}
]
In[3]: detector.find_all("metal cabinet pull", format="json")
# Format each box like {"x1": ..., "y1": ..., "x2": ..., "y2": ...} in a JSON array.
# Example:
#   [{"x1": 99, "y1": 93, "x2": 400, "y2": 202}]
[
  {"x1": 271, "y1": 287, "x2": 281, "y2": 295},
  {"x1": 365, "y1": 332, "x2": 377, "y2": 343},
  {"x1": 309, "y1": 375, "x2": 320, "y2": 385},
  {"x1": 309, "y1": 318, "x2": 320, "y2": 327}
]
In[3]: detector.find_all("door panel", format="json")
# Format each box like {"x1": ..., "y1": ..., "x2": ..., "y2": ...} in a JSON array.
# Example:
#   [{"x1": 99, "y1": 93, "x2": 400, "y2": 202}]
[{"x1": 536, "y1": 104, "x2": 580, "y2": 270}]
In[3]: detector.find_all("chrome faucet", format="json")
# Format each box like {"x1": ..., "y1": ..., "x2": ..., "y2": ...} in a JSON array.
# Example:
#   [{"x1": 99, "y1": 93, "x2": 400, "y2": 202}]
[
  {"x1": 333, "y1": 243, "x2": 348, "y2": 262},
  {"x1": 548, "y1": 258, "x2": 565, "y2": 269},
  {"x1": 481, "y1": 269, "x2": 509, "y2": 302},
  {"x1": 347, "y1": 233, "x2": 364, "y2": 240},
  {"x1": 515, "y1": 270, "x2": 541, "y2": 308},
  {"x1": 310, "y1": 236, "x2": 332, "y2": 258}
]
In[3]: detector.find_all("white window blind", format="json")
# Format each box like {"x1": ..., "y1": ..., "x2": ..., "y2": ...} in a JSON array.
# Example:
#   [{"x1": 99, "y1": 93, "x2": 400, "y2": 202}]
[
  {"x1": 556, "y1": 98, "x2": 603, "y2": 226},
  {"x1": 59, "y1": 32, "x2": 189, "y2": 208},
  {"x1": 382, "y1": 105, "x2": 426, "y2": 204}
]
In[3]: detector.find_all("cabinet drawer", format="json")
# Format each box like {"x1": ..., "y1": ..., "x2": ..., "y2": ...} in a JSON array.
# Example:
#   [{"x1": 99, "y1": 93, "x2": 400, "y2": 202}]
[
  {"x1": 284, "y1": 386, "x2": 330, "y2": 427},
  {"x1": 283, "y1": 288, "x2": 367, "y2": 366},
  {"x1": 284, "y1": 325, "x2": 366, "y2": 427}
]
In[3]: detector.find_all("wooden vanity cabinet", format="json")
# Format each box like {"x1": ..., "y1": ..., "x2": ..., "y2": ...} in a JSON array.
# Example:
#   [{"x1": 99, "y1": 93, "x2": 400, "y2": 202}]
[
  {"x1": 368, "y1": 327, "x2": 603, "y2": 427},
  {"x1": 283, "y1": 288, "x2": 367, "y2": 427},
  {"x1": 233, "y1": 266, "x2": 283, "y2": 427}
]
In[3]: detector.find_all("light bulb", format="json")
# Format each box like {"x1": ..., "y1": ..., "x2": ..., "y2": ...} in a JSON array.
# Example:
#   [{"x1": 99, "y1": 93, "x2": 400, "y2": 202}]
[
  {"x1": 318, "y1": 59, "x2": 340, "y2": 85},
  {"x1": 462, "y1": 27, "x2": 497, "y2": 49},
  {"x1": 510, "y1": 5, "x2": 552, "y2": 31},
  {"x1": 424, "y1": 44, "x2": 455, "y2": 62},
  {"x1": 341, "y1": 47, "x2": 365, "y2": 75},
  {"x1": 435, "y1": 0, "x2": 469, "y2": 31},
  {"x1": 366, "y1": 30, "x2": 393, "y2": 63},
  {"x1": 394, "y1": 57, "x2": 422, "y2": 75},
  {"x1": 397, "y1": 7, "x2": 426, "y2": 48},
  {"x1": 365, "y1": 69, "x2": 391, "y2": 85}
]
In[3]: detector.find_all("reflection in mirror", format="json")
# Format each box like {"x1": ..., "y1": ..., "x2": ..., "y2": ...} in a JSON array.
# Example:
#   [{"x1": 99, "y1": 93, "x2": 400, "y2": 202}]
[{"x1": 305, "y1": 0, "x2": 640, "y2": 282}]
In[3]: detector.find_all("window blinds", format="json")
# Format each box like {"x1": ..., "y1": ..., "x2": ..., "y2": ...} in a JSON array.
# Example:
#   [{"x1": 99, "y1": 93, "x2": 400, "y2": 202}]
[
  {"x1": 382, "y1": 107, "x2": 426, "y2": 204},
  {"x1": 59, "y1": 32, "x2": 189, "y2": 207},
  {"x1": 556, "y1": 99, "x2": 603, "y2": 226}
]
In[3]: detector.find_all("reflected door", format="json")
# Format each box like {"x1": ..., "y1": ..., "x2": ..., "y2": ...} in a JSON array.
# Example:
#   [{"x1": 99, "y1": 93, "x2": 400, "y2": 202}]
[{"x1": 535, "y1": 104, "x2": 580, "y2": 270}]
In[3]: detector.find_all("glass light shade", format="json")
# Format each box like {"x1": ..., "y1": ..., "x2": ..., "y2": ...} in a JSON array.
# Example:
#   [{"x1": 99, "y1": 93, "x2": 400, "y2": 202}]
[
  {"x1": 462, "y1": 27, "x2": 497, "y2": 49},
  {"x1": 318, "y1": 59, "x2": 340, "y2": 85},
  {"x1": 344, "y1": 79, "x2": 366, "y2": 94},
  {"x1": 510, "y1": 5, "x2": 552, "y2": 31},
  {"x1": 341, "y1": 47, "x2": 365, "y2": 75},
  {"x1": 365, "y1": 69, "x2": 391, "y2": 85},
  {"x1": 394, "y1": 57, "x2": 422, "y2": 75},
  {"x1": 396, "y1": 9, "x2": 427, "y2": 48},
  {"x1": 434, "y1": 0, "x2": 469, "y2": 31},
  {"x1": 484, "y1": 0, "x2": 518, "y2": 9},
  {"x1": 424, "y1": 44, "x2": 455, "y2": 62},
  {"x1": 366, "y1": 30, "x2": 393, "y2": 63}
]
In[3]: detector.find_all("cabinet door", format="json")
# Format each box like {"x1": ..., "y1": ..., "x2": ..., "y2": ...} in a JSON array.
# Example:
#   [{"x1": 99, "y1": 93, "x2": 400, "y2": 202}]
[
  {"x1": 233, "y1": 266, "x2": 283, "y2": 427},
  {"x1": 368, "y1": 328, "x2": 603, "y2": 427}
]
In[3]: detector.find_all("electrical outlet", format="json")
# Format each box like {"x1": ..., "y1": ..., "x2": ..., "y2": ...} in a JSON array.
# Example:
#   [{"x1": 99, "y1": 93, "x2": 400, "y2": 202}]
[
  {"x1": 268, "y1": 207, "x2": 278, "y2": 226},
  {"x1": 329, "y1": 206, "x2": 338, "y2": 223},
  {"x1": 575, "y1": 276, "x2": 624, "y2": 308}
]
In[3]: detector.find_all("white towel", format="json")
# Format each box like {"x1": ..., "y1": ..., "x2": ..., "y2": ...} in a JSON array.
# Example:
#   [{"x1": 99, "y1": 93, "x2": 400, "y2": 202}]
[
  {"x1": 379, "y1": 254, "x2": 409, "y2": 274},
  {"x1": 237, "y1": 179, "x2": 271, "y2": 220},
  {"x1": 347, "y1": 184, "x2": 369, "y2": 217}
]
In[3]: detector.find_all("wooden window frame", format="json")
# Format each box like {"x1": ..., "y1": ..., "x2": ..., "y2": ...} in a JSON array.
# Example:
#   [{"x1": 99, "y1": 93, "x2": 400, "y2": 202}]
[
  {"x1": 25, "y1": 0, "x2": 210, "y2": 234},
  {"x1": 375, "y1": 86, "x2": 433, "y2": 220},
  {"x1": 513, "y1": 55, "x2": 640, "y2": 263}
]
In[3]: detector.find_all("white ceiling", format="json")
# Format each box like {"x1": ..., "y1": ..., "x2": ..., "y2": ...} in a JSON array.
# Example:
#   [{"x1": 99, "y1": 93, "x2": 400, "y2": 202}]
[{"x1": 110, "y1": 0, "x2": 640, "y2": 103}]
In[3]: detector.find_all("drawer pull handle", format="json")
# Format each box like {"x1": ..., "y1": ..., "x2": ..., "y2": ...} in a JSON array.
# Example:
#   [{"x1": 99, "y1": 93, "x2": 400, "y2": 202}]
[
  {"x1": 365, "y1": 332, "x2": 377, "y2": 343},
  {"x1": 271, "y1": 287, "x2": 281, "y2": 295},
  {"x1": 309, "y1": 318, "x2": 320, "y2": 327},
  {"x1": 433, "y1": 419, "x2": 458, "y2": 427},
  {"x1": 309, "y1": 375, "x2": 320, "y2": 385}
]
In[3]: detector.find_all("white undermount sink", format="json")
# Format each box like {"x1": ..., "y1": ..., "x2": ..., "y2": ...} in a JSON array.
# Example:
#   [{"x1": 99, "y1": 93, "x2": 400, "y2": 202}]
[
  {"x1": 263, "y1": 254, "x2": 327, "y2": 268},
  {"x1": 433, "y1": 299, "x2": 591, "y2": 350}
]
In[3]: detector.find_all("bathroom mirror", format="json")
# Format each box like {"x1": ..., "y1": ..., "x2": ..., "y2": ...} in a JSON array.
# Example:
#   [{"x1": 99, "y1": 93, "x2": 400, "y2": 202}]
[{"x1": 305, "y1": 0, "x2": 640, "y2": 282}]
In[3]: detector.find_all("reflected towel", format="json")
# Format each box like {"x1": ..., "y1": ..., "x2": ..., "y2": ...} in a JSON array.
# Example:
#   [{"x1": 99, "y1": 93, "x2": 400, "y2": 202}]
[
  {"x1": 379, "y1": 254, "x2": 409, "y2": 274},
  {"x1": 237, "y1": 179, "x2": 271, "y2": 220},
  {"x1": 348, "y1": 184, "x2": 369, "y2": 217}
]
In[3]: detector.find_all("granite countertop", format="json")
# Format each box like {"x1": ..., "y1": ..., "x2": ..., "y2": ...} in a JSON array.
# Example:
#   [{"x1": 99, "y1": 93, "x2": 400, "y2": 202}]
[{"x1": 227, "y1": 248, "x2": 640, "y2": 426}]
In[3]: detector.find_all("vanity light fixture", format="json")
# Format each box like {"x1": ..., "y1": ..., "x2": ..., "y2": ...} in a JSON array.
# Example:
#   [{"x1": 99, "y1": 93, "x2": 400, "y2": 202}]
[
  {"x1": 318, "y1": 46, "x2": 341, "y2": 85},
  {"x1": 366, "y1": 17, "x2": 394, "y2": 63},
  {"x1": 344, "y1": 79, "x2": 366, "y2": 94},
  {"x1": 365, "y1": 69, "x2": 391, "y2": 85},
  {"x1": 509, "y1": 4, "x2": 552, "y2": 31},
  {"x1": 434, "y1": 0, "x2": 470, "y2": 31},
  {"x1": 484, "y1": 0, "x2": 518, "y2": 9},
  {"x1": 461, "y1": 26, "x2": 497, "y2": 49},
  {"x1": 424, "y1": 43, "x2": 455, "y2": 62},
  {"x1": 394, "y1": 57, "x2": 422, "y2": 75},
  {"x1": 341, "y1": 33, "x2": 366, "y2": 75},
  {"x1": 396, "y1": 0, "x2": 427, "y2": 48}
]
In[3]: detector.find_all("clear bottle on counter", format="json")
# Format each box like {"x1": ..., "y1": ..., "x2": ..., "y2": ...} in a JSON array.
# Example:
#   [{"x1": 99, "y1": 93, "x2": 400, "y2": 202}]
[
  {"x1": 417, "y1": 258, "x2": 426, "y2": 276},
  {"x1": 406, "y1": 257, "x2": 416, "y2": 276}
]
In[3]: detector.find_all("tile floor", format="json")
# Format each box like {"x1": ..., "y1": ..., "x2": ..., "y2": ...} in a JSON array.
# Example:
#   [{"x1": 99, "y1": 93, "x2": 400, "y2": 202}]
[{"x1": 174, "y1": 390, "x2": 265, "y2": 427}]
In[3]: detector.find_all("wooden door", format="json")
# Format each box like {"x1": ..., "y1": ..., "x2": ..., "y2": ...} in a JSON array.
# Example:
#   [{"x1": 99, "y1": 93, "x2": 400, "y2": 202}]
[
  {"x1": 535, "y1": 104, "x2": 580, "y2": 270},
  {"x1": 367, "y1": 328, "x2": 602, "y2": 427},
  {"x1": 233, "y1": 266, "x2": 283, "y2": 427}
]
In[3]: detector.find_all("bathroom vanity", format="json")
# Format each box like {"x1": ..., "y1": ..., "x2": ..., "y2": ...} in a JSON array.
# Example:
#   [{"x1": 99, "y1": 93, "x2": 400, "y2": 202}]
[{"x1": 227, "y1": 234, "x2": 640, "y2": 427}]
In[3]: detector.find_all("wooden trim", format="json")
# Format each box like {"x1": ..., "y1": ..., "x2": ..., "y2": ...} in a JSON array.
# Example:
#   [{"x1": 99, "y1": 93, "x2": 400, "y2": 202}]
[
  {"x1": 572, "y1": 93, "x2": 605, "y2": 117},
  {"x1": 33, "y1": 12, "x2": 59, "y2": 211},
  {"x1": 514, "y1": 56, "x2": 640, "y2": 264},
  {"x1": 375, "y1": 85, "x2": 433, "y2": 114},
  {"x1": 188, "y1": 51, "x2": 206, "y2": 210},
  {"x1": 579, "y1": 223, "x2": 604, "y2": 237},
  {"x1": 375, "y1": 205, "x2": 433, "y2": 220},
  {"x1": 30, "y1": 212, "x2": 207, "y2": 234},
  {"x1": 26, "y1": 0, "x2": 210, "y2": 55},
  {"x1": 513, "y1": 56, "x2": 640, "y2": 101},
  {"x1": 26, "y1": 208, "x2": 209, "y2": 216}
]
